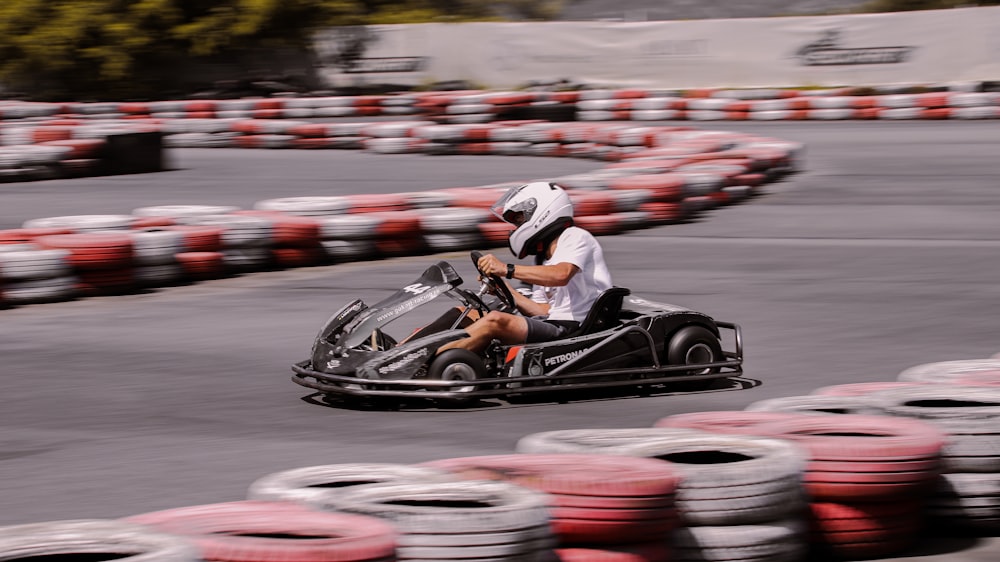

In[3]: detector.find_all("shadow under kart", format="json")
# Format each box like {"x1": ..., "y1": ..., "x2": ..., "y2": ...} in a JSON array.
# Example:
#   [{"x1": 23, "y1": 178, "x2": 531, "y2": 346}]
[{"x1": 291, "y1": 252, "x2": 744, "y2": 407}]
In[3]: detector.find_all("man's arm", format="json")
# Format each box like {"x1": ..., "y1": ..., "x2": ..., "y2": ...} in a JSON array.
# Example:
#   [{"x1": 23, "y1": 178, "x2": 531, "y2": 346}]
[
  {"x1": 477, "y1": 254, "x2": 578, "y2": 287},
  {"x1": 510, "y1": 286, "x2": 550, "y2": 317}
]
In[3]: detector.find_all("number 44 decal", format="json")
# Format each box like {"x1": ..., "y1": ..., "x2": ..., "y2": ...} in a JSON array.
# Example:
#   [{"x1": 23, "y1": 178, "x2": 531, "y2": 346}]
[{"x1": 403, "y1": 283, "x2": 432, "y2": 295}]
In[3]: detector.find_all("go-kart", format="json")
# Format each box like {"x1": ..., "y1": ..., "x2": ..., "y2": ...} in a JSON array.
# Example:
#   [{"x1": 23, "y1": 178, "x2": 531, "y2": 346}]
[{"x1": 291, "y1": 252, "x2": 743, "y2": 406}]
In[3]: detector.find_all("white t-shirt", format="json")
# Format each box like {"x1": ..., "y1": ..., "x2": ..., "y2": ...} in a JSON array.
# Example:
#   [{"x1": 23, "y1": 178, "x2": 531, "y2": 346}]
[{"x1": 531, "y1": 226, "x2": 613, "y2": 322}]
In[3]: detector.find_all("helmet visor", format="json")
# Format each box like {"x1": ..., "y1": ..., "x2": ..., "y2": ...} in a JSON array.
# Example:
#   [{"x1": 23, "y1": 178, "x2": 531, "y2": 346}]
[{"x1": 491, "y1": 185, "x2": 537, "y2": 226}]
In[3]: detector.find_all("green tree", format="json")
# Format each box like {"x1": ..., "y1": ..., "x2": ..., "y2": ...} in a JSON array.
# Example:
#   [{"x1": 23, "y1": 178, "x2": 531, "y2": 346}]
[
  {"x1": 0, "y1": 0, "x2": 364, "y2": 100},
  {"x1": 0, "y1": 0, "x2": 564, "y2": 100}
]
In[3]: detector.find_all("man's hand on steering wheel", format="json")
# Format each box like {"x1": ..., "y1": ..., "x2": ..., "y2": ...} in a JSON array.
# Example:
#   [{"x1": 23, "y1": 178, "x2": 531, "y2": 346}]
[{"x1": 471, "y1": 251, "x2": 517, "y2": 312}]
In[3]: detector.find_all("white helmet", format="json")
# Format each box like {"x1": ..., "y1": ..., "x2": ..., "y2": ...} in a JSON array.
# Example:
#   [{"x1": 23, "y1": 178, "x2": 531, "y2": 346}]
[{"x1": 491, "y1": 181, "x2": 574, "y2": 259}]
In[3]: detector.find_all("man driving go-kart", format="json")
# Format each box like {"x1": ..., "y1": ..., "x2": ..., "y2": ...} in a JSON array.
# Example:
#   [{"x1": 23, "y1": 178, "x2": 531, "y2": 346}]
[
  {"x1": 436, "y1": 181, "x2": 613, "y2": 354},
  {"x1": 293, "y1": 179, "x2": 743, "y2": 406}
]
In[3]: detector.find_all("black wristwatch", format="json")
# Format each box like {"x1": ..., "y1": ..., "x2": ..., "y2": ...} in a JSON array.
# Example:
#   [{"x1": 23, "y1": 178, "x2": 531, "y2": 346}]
[{"x1": 505, "y1": 263, "x2": 516, "y2": 279}]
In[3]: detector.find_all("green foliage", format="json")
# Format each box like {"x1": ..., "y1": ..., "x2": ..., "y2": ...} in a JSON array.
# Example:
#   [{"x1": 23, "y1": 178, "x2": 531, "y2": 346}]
[
  {"x1": 0, "y1": 0, "x2": 567, "y2": 100},
  {"x1": 0, "y1": 0, "x2": 364, "y2": 99}
]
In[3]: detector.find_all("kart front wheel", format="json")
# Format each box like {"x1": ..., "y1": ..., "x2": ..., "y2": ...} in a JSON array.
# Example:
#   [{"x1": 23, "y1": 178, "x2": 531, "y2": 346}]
[
  {"x1": 428, "y1": 349, "x2": 486, "y2": 396},
  {"x1": 665, "y1": 325, "x2": 724, "y2": 389}
]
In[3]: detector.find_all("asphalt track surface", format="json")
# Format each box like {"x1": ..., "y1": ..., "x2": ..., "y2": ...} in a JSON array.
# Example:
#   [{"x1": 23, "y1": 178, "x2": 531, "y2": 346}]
[{"x1": 2, "y1": 121, "x2": 999, "y2": 561}]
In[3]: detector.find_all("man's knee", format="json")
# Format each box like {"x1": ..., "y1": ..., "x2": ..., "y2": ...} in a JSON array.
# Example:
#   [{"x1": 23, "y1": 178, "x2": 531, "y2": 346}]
[{"x1": 477, "y1": 311, "x2": 506, "y2": 333}]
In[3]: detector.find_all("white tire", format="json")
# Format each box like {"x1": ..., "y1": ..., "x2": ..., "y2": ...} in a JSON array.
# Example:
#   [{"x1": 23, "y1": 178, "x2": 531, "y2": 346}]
[
  {"x1": 255, "y1": 196, "x2": 351, "y2": 216},
  {"x1": 0, "y1": 249, "x2": 71, "y2": 280},
  {"x1": 23, "y1": 215, "x2": 133, "y2": 232},
  {"x1": 132, "y1": 205, "x2": 240, "y2": 219},
  {"x1": 247, "y1": 463, "x2": 456, "y2": 504},
  {"x1": 0, "y1": 519, "x2": 198, "y2": 562},
  {"x1": 309, "y1": 480, "x2": 551, "y2": 534}
]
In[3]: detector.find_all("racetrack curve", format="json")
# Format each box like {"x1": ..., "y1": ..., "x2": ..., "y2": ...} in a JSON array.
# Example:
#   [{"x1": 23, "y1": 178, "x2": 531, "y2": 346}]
[{"x1": 2, "y1": 121, "x2": 999, "y2": 561}]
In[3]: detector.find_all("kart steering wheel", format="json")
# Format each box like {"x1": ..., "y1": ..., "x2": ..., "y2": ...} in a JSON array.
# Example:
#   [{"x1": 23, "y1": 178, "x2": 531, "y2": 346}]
[{"x1": 470, "y1": 251, "x2": 517, "y2": 312}]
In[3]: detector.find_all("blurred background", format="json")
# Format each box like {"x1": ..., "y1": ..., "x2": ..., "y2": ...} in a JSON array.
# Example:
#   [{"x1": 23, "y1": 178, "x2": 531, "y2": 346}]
[{"x1": 1, "y1": 0, "x2": 996, "y2": 101}]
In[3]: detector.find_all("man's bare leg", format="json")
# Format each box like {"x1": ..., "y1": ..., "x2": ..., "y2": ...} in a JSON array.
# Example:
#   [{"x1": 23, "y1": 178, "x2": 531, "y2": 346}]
[{"x1": 437, "y1": 311, "x2": 529, "y2": 354}]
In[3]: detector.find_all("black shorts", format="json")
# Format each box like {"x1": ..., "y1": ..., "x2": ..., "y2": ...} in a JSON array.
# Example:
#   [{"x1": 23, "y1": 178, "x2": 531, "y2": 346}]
[{"x1": 524, "y1": 316, "x2": 579, "y2": 343}]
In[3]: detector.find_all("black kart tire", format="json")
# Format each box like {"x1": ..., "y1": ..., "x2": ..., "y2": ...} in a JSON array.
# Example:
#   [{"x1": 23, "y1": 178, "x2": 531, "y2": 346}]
[
  {"x1": 428, "y1": 349, "x2": 486, "y2": 396},
  {"x1": 665, "y1": 325, "x2": 724, "y2": 390}
]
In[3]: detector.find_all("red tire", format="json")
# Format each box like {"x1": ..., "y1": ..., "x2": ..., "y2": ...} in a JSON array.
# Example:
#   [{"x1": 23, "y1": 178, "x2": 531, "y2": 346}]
[
  {"x1": 609, "y1": 174, "x2": 686, "y2": 202},
  {"x1": 272, "y1": 246, "x2": 327, "y2": 268},
  {"x1": 477, "y1": 222, "x2": 515, "y2": 247},
  {"x1": 567, "y1": 192, "x2": 619, "y2": 217},
  {"x1": 375, "y1": 236, "x2": 426, "y2": 257},
  {"x1": 555, "y1": 543, "x2": 672, "y2": 562},
  {"x1": 552, "y1": 517, "x2": 676, "y2": 545},
  {"x1": 131, "y1": 216, "x2": 177, "y2": 229},
  {"x1": 422, "y1": 454, "x2": 680, "y2": 498},
  {"x1": 232, "y1": 211, "x2": 321, "y2": 246},
  {"x1": 637, "y1": 202, "x2": 685, "y2": 224},
  {"x1": 422, "y1": 454, "x2": 680, "y2": 544},
  {"x1": 0, "y1": 228, "x2": 74, "y2": 244},
  {"x1": 574, "y1": 214, "x2": 625, "y2": 236},
  {"x1": 553, "y1": 505, "x2": 678, "y2": 523},
  {"x1": 76, "y1": 267, "x2": 136, "y2": 296},
  {"x1": 123, "y1": 500, "x2": 398, "y2": 562},
  {"x1": 810, "y1": 501, "x2": 922, "y2": 558},
  {"x1": 654, "y1": 410, "x2": 811, "y2": 434},
  {"x1": 345, "y1": 193, "x2": 412, "y2": 214},
  {"x1": 754, "y1": 414, "x2": 947, "y2": 461},
  {"x1": 35, "y1": 233, "x2": 134, "y2": 270},
  {"x1": 370, "y1": 211, "x2": 423, "y2": 237},
  {"x1": 176, "y1": 252, "x2": 226, "y2": 280},
  {"x1": 163, "y1": 226, "x2": 225, "y2": 252}
]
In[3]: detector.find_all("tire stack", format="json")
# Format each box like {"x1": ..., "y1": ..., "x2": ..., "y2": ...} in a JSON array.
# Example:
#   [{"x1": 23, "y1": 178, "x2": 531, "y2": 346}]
[
  {"x1": 306, "y1": 480, "x2": 558, "y2": 562},
  {"x1": 230, "y1": 118, "x2": 310, "y2": 149},
  {"x1": 415, "y1": 207, "x2": 492, "y2": 253},
  {"x1": 864, "y1": 369, "x2": 1000, "y2": 533},
  {"x1": 19, "y1": 213, "x2": 137, "y2": 297},
  {"x1": 0, "y1": 519, "x2": 199, "y2": 562},
  {"x1": 132, "y1": 205, "x2": 242, "y2": 281},
  {"x1": 412, "y1": 122, "x2": 532, "y2": 157},
  {"x1": 285, "y1": 122, "x2": 370, "y2": 150},
  {"x1": 420, "y1": 454, "x2": 680, "y2": 562},
  {"x1": 128, "y1": 228, "x2": 188, "y2": 288},
  {"x1": 655, "y1": 411, "x2": 948, "y2": 559},
  {"x1": 575, "y1": 89, "x2": 660, "y2": 122},
  {"x1": 174, "y1": 214, "x2": 275, "y2": 273},
  {"x1": 362, "y1": 121, "x2": 434, "y2": 155},
  {"x1": 0, "y1": 143, "x2": 72, "y2": 182},
  {"x1": 516, "y1": 428, "x2": 811, "y2": 562},
  {"x1": 743, "y1": 394, "x2": 882, "y2": 416},
  {"x1": 430, "y1": 92, "x2": 538, "y2": 125},
  {"x1": 568, "y1": 190, "x2": 650, "y2": 237},
  {"x1": 0, "y1": 229, "x2": 75, "y2": 306},
  {"x1": 247, "y1": 463, "x2": 458, "y2": 504},
  {"x1": 123, "y1": 500, "x2": 399, "y2": 562},
  {"x1": 233, "y1": 210, "x2": 326, "y2": 269},
  {"x1": 744, "y1": 415, "x2": 945, "y2": 560},
  {"x1": 32, "y1": 232, "x2": 136, "y2": 297}
]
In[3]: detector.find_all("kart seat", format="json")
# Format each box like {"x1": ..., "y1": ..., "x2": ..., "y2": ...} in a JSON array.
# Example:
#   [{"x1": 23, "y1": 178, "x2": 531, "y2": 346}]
[{"x1": 567, "y1": 287, "x2": 631, "y2": 338}]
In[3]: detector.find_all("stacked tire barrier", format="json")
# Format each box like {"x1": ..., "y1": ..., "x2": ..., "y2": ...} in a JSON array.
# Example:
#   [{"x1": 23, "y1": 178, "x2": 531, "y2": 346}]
[
  {"x1": 515, "y1": 428, "x2": 811, "y2": 562},
  {"x1": 0, "y1": 120, "x2": 801, "y2": 308},
  {"x1": 124, "y1": 501, "x2": 401, "y2": 562},
  {"x1": 3, "y1": 356, "x2": 1000, "y2": 561},
  {"x1": 0, "y1": 84, "x2": 997, "y2": 181},
  {"x1": 420, "y1": 454, "x2": 681, "y2": 560}
]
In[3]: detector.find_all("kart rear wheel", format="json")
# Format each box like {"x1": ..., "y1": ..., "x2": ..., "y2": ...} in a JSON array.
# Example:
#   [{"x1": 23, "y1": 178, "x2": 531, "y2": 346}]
[
  {"x1": 428, "y1": 349, "x2": 486, "y2": 397},
  {"x1": 665, "y1": 325, "x2": 724, "y2": 390}
]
